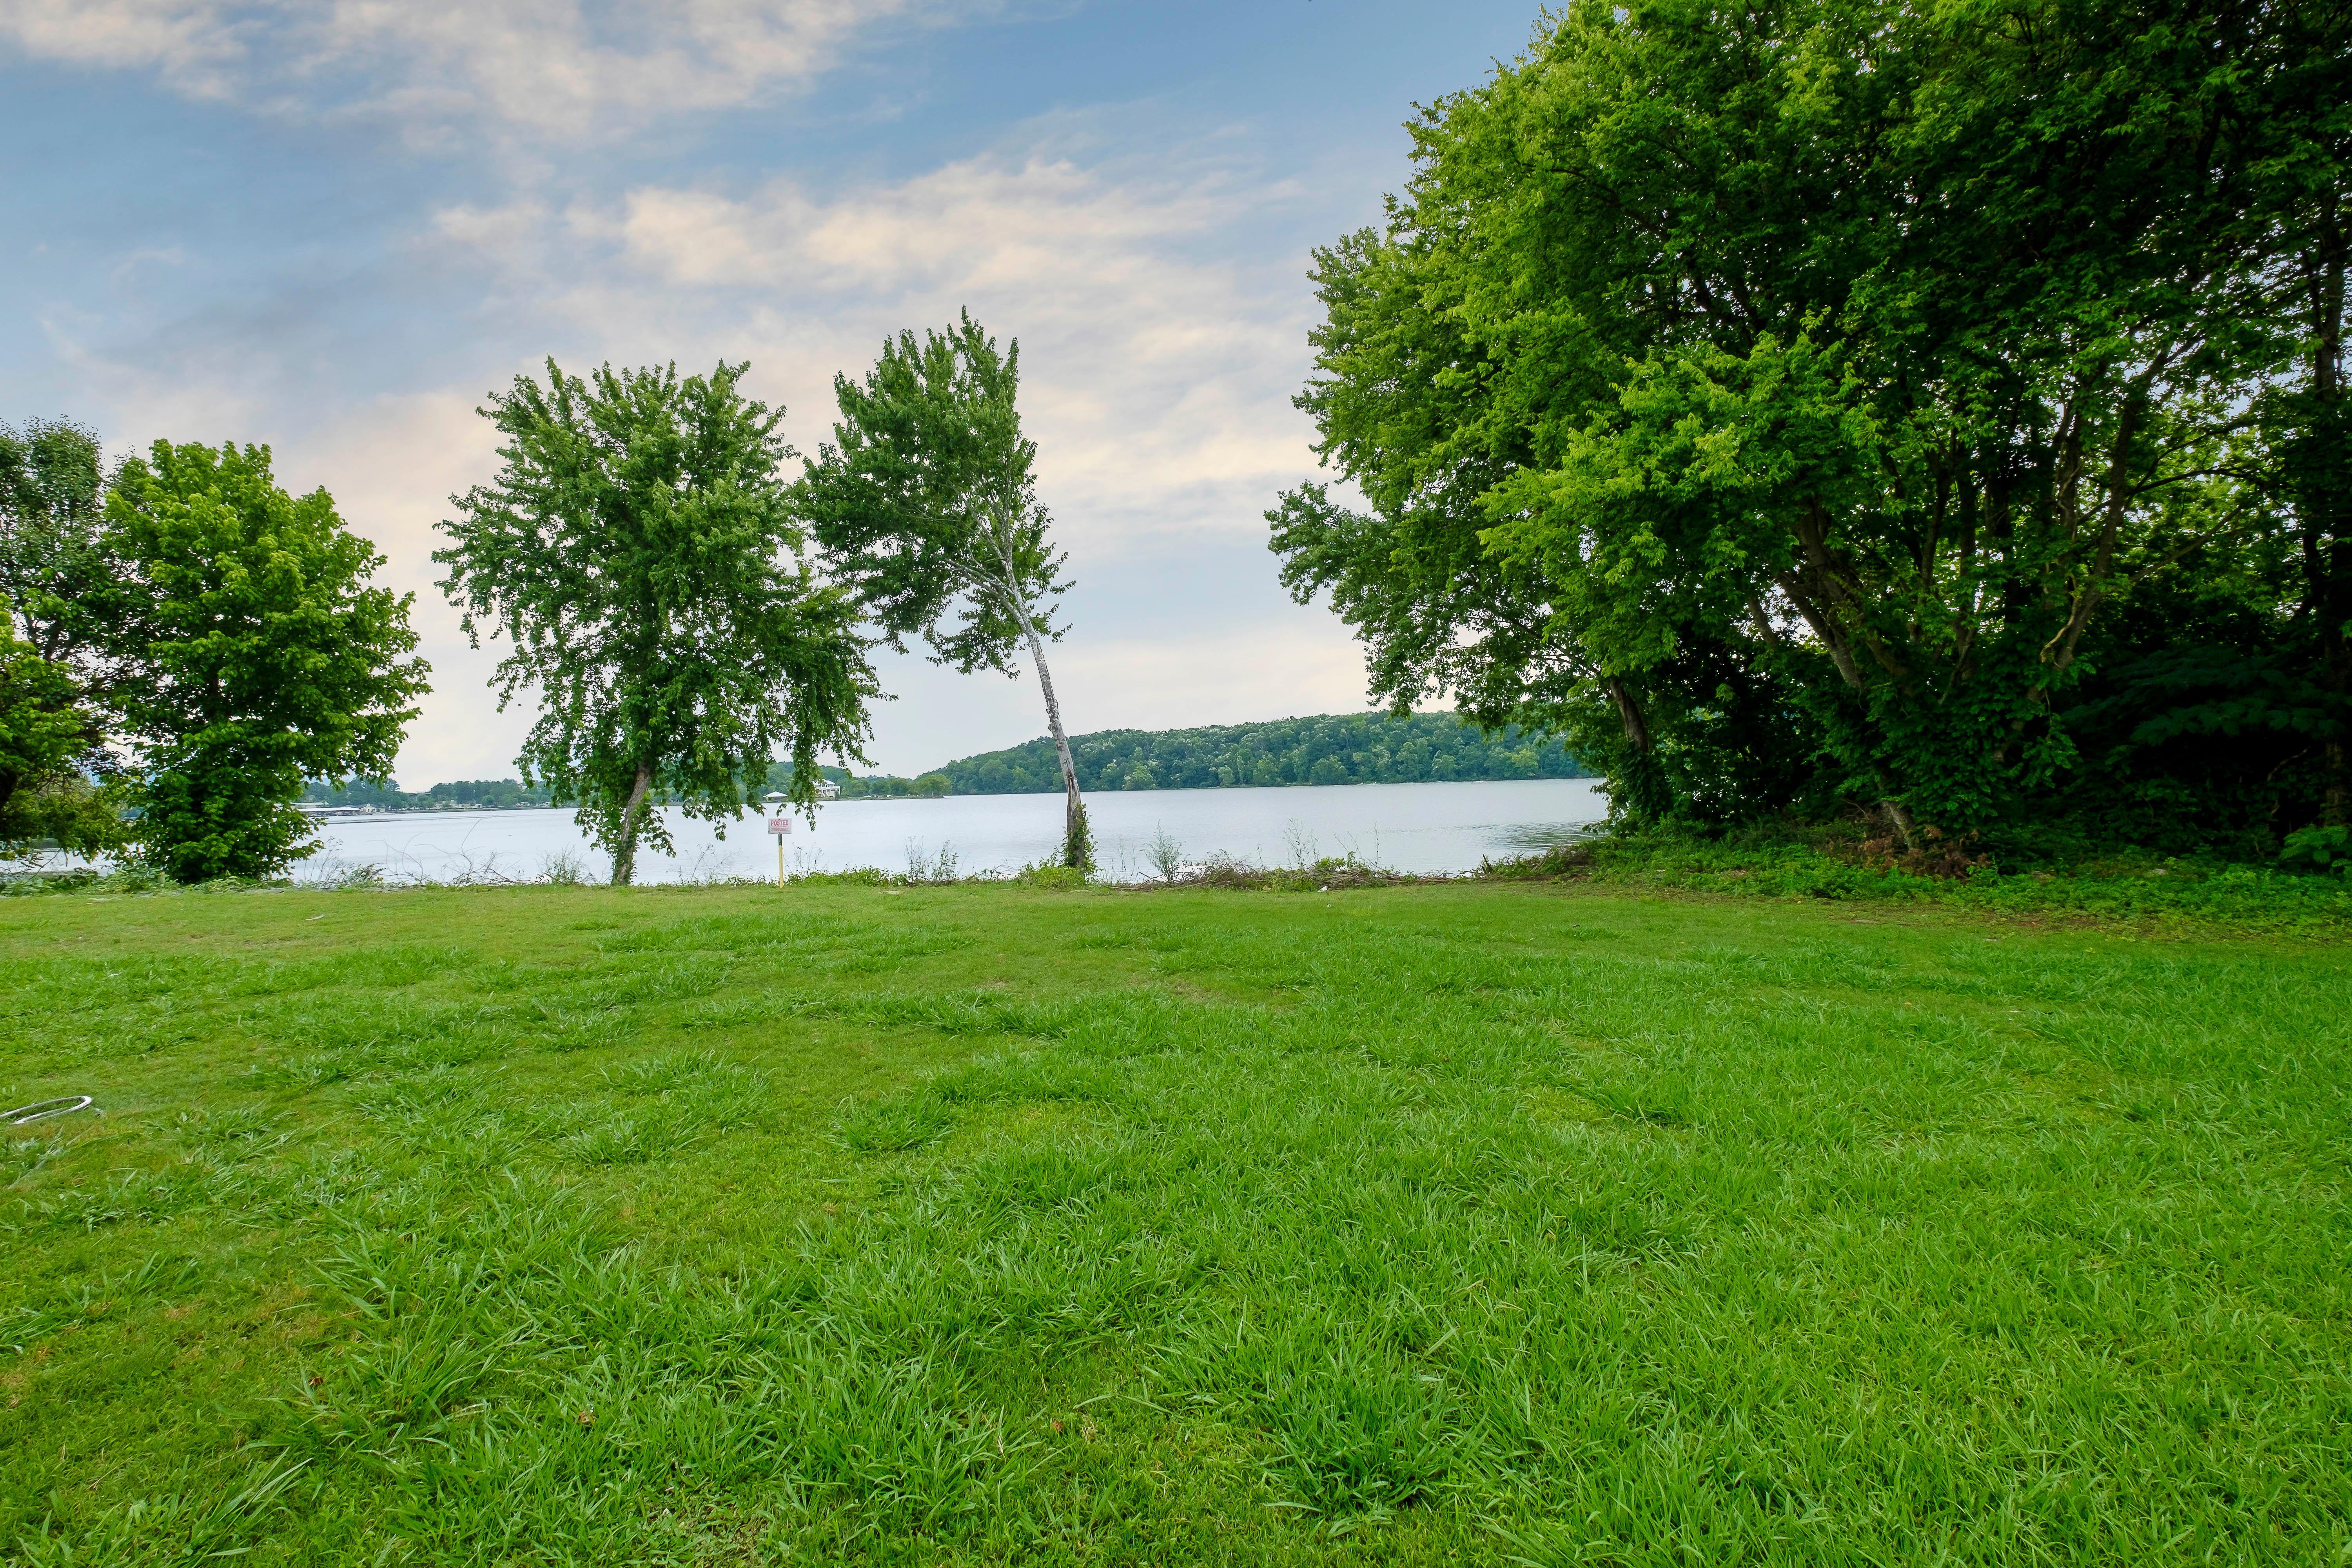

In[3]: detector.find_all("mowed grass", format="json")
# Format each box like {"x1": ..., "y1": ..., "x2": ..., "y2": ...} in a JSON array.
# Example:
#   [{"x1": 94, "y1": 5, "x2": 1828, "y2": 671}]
[{"x1": 0, "y1": 882, "x2": 2346, "y2": 1566}]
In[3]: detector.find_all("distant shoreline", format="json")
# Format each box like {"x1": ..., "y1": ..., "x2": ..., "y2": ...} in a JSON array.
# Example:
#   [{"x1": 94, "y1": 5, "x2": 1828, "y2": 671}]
[
  {"x1": 310, "y1": 774, "x2": 1602, "y2": 818},
  {"x1": 307, "y1": 715, "x2": 1590, "y2": 813}
]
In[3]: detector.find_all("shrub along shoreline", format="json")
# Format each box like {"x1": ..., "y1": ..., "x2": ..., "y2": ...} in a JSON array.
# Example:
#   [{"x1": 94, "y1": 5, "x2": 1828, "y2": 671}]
[
  {"x1": 1477, "y1": 831, "x2": 2352, "y2": 938},
  {"x1": 7, "y1": 827, "x2": 2349, "y2": 938}
]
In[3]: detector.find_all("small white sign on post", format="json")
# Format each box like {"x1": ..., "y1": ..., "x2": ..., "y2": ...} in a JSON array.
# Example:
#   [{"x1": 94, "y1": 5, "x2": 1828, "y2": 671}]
[{"x1": 764, "y1": 804, "x2": 793, "y2": 888}]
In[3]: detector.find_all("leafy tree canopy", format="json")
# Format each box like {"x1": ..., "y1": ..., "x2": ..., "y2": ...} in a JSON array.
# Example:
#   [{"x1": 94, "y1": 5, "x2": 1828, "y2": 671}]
[
  {"x1": 797, "y1": 312, "x2": 1067, "y2": 672},
  {"x1": 797, "y1": 312, "x2": 1094, "y2": 866},
  {"x1": 0, "y1": 418, "x2": 126, "y2": 861},
  {"x1": 102, "y1": 441, "x2": 428, "y2": 881},
  {"x1": 1274, "y1": 0, "x2": 2348, "y2": 849},
  {"x1": 438, "y1": 359, "x2": 877, "y2": 884},
  {"x1": 0, "y1": 417, "x2": 111, "y2": 670},
  {"x1": 0, "y1": 625, "x2": 121, "y2": 859}
]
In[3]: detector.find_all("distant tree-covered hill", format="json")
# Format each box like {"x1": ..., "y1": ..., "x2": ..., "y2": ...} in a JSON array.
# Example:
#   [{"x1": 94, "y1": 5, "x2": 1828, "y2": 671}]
[
  {"x1": 303, "y1": 716, "x2": 1584, "y2": 811},
  {"x1": 936, "y1": 713, "x2": 1588, "y2": 795}
]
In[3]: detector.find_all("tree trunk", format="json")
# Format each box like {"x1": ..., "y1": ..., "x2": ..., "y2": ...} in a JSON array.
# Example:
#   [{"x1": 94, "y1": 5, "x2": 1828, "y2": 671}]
[
  {"x1": 1775, "y1": 571, "x2": 1869, "y2": 693},
  {"x1": 980, "y1": 503, "x2": 1086, "y2": 866},
  {"x1": 1604, "y1": 677, "x2": 1652, "y2": 753},
  {"x1": 611, "y1": 762, "x2": 652, "y2": 886},
  {"x1": 1011, "y1": 606, "x2": 1086, "y2": 867},
  {"x1": 1602, "y1": 676, "x2": 1672, "y2": 821},
  {"x1": 2314, "y1": 202, "x2": 2348, "y2": 825}
]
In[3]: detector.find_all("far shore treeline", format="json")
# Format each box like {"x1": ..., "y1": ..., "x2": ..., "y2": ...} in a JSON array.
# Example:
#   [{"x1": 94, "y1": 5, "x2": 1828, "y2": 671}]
[
  {"x1": 301, "y1": 777, "x2": 558, "y2": 812},
  {"x1": 932, "y1": 713, "x2": 1587, "y2": 795},
  {"x1": 301, "y1": 712, "x2": 1590, "y2": 810}
]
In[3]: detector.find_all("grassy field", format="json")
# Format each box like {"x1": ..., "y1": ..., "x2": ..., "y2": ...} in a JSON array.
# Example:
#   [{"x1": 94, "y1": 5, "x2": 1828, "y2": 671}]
[{"x1": 1, "y1": 881, "x2": 2346, "y2": 1565}]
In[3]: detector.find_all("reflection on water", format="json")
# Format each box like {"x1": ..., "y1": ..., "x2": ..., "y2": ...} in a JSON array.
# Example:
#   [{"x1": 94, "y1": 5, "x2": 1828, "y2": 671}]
[
  {"x1": 306, "y1": 777, "x2": 1610, "y2": 886},
  {"x1": 1481, "y1": 821, "x2": 1606, "y2": 855}
]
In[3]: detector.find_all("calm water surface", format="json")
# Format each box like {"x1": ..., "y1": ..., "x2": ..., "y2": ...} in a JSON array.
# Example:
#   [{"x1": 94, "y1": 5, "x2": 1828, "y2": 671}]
[{"x1": 307, "y1": 779, "x2": 1608, "y2": 884}]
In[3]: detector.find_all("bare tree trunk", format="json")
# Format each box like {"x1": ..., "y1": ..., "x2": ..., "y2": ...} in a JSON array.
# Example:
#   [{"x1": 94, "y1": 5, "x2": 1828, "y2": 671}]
[
  {"x1": 981, "y1": 505, "x2": 1086, "y2": 865},
  {"x1": 1775, "y1": 570, "x2": 1869, "y2": 692},
  {"x1": 2311, "y1": 196, "x2": 2348, "y2": 825},
  {"x1": 611, "y1": 762, "x2": 652, "y2": 886},
  {"x1": 1011, "y1": 609, "x2": 1087, "y2": 867},
  {"x1": 2045, "y1": 348, "x2": 2174, "y2": 677}
]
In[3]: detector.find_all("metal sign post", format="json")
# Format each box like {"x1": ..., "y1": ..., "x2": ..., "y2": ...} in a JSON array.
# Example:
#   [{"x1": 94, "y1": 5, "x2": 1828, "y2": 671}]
[{"x1": 763, "y1": 792, "x2": 791, "y2": 888}]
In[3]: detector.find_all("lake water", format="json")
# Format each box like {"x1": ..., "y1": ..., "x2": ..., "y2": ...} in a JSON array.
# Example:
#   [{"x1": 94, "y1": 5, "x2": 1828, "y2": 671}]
[{"x1": 304, "y1": 779, "x2": 1610, "y2": 885}]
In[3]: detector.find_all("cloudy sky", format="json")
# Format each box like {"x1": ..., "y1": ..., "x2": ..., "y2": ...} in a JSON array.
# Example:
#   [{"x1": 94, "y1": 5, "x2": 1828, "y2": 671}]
[{"x1": 2, "y1": 0, "x2": 1538, "y2": 783}]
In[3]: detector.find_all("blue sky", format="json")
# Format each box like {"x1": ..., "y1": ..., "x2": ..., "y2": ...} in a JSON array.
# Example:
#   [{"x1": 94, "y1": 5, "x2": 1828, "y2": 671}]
[{"x1": 2, "y1": 0, "x2": 1541, "y2": 782}]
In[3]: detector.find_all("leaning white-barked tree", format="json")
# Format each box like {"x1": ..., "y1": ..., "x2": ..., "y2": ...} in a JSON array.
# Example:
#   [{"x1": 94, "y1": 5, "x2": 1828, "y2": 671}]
[{"x1": 794, "y1": 313, "x2": 1091, "y2": 868}]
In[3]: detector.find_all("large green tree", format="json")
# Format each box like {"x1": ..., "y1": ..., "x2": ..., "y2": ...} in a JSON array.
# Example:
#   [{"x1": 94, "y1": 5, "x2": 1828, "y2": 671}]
[
  {"x1": 0, "y1": 626, "x2": 122, "y2": 860},
  {"x1": 0, "y1": 417, "x2": 114, "y2": 671},
  {"x1": 795, "y1": 313, "x2": 1091, "y2": 867},
  {"x1": 1273, "y1": 0, "x2": 2342, "y2": 842},
  {"x1": 2243, "y1": 2, "x2": 2352, "y2": 823},
  {"x1": 101, "y1": 442, "x2": 429, "y2": 881},
  {"x1": 437, "y1": 359, "x2": 876, "y2": 885},
  {"x1": 0, "y1": 418, "x2": 126, "y2": 860}
]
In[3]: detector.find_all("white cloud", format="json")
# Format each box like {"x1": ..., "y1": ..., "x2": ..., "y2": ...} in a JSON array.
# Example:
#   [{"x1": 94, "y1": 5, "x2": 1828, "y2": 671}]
[
  {"x1": 386, "y1": 134, "x2": 1360, "y2": 777},
  {"x1": 108, "y1": 246, "x2": 191, "y2": 284},
  {"x1": 587, "y1": 156, "x2": 1227, "y2": 293},
  {"x1": 435, "y1": 144, "x2": 1325, "y2": 550},
  {"x1": 0, "y1": 0, "x2": 978, "y2": 136},
  {"x1": 39, "y1": 310, "x2": 269, "y2": 450},
  {"x1": 1055, "y1": 624, "x2": 1371, "y2": 737},
  {"x1": 24, "y1": 94, "x2": 1373, "y2": 783},
  {"x1": 0, "y1": 0, "x2": 239, "y2": 82},
  {"x1": 430, "y1": 200, "x2": 554, "y2": 256}
]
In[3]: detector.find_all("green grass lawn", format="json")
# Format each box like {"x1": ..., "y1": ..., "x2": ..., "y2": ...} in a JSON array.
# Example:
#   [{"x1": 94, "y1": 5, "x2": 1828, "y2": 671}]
[{"x1": 2, "y1": 882, "x2": 2346, "y2": 1565}]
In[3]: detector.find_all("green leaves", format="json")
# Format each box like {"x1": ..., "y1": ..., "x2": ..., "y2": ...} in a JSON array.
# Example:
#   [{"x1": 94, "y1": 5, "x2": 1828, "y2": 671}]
[
  {"x1": 436, "y1": 358, "x2": 877, "y2": 884},
  {"x1": 100, "y1": 442, "x2": 427, "y2": 882},
  {"x1": 0, "y1": 626, "x2": 119, "y2": 859},
  {"x1": 0, "y1": 417, "x2": 110, "y2": 670},
  {"x1": 795, "y1": 311, "x2": 1069, "y2": 678},
  {"x1": 798, "y1": 312, "x2": 1093, "y2": 866},
  {"x1": 1272, "y1": 0, "x2": 2348, "y2": 839},
  {"x1": 2279, "y1": 824, "x2": 2352, "y2": 874},
  {"x1": 3, "y1": 426, "x2": 428, "y2": 877}
]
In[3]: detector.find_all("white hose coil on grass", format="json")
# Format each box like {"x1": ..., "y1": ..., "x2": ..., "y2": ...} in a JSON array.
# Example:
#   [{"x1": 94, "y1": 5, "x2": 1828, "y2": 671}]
[{"x1": 4, "y1": 1096, "x2": 94, "y2": 1127}]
